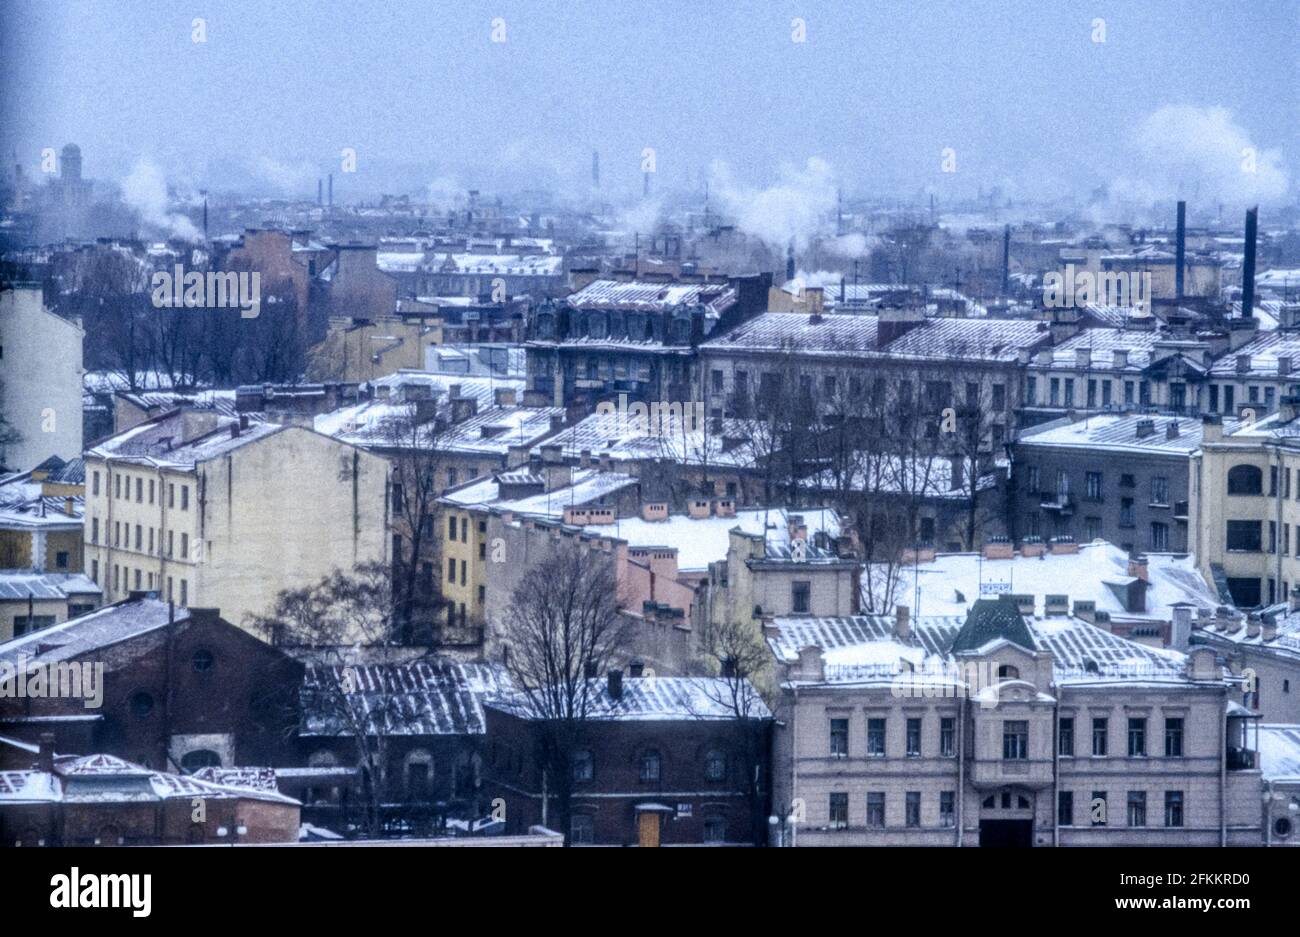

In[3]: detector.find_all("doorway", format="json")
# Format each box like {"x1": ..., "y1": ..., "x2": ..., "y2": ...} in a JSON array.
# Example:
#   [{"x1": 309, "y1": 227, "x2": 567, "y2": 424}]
[
  {"x1": 979, "y1": 819, "x2": 1032, "y2": 847},
  {"x1": 637, "y1": 811, "x2": 660, "y2": 847}
]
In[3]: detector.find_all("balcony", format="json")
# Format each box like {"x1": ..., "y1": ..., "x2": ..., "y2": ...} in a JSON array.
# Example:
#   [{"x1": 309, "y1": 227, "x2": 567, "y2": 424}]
[
  {"x1": 1227, "y1": 747, "x2": 1256, "y2": 771},
  {"x1": 1039, "y1": 493, "x2": 1075, "y2": 515}
]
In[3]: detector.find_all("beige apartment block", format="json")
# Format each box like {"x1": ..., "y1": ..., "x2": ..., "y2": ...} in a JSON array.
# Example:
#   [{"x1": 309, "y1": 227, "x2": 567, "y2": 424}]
[
  {"x1": 84, "y1": 409, "x2": 389, "y2": 634},
  {"x1": 0, "y1": 285, "x2": 84, "y2": 472}
]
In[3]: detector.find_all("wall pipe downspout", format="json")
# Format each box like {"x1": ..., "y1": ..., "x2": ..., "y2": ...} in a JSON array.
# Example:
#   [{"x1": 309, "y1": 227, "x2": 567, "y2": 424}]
[
  {"x1": 790, "y1": 685, "x2": 799, "y2": 848},
  {"x1": 1219, "y1": 694, "x2": 1227, "y2": 847},
  {"x1": 1052, "y1": 694, "x2": 1061, "y2": 847},
  {"x1": 956, "y1": 693, "x2": 965, "y2": 847}
]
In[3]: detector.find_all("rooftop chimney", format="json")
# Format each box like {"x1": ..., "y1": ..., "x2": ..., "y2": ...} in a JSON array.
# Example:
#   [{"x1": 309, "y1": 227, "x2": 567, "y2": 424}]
[
  {"x1": 628, "y1": 660, "x2": 645, "y2": 678},
  {"x1": 607, "y1": 669, "x2": 623, "y2": 699},
  {"x1": 895, "y1": 604, "x2": 911, "y2": 640},
  {"x1": 37, "y1": 733, "x2": 56, "y2": 773},
  {"x1": 1241, "y1": 206, "x2": 1257, "y2": 318},
  {"x1": 1175, "y1": 200, "x2": 1186, "y2": 302},
  {"x1": 1001, "y1": 224, "x2": 1011, "y2": 297}
]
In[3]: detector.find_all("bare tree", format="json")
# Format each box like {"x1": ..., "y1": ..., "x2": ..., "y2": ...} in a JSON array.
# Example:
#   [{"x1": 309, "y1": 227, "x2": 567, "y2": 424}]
[
  {"x1": 250, "y1": 561, "x2": 425, "y2": 837},
  {"x1": 498, "y1": 539, "x2": 629, "y2": 844},
  {"x1": 694, "y1": 617, "x2": 772, "y2": 846}
]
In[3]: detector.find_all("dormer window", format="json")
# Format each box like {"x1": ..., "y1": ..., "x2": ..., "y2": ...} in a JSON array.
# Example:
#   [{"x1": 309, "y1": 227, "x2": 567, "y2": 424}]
[{"x1": 997, "y1": 664, "x2": 1020, "y2": 680}]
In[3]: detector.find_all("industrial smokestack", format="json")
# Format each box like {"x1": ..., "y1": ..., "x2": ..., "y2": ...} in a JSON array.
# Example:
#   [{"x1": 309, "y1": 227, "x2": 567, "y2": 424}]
[
  {"x1": 317, "y1": 178, "x2": 322, "y2": 207},
  {"x1": 328, "y1": 173, "x2": 334, "y2": 209},
  {"x1": 785, "y1": 242, "x2": 796, "y2": 283},
  {"x1": 1241, "y1": 206, "x2": 1258, "y2": 318},
  {"x1": 1175, "y1": 200, "x2": 1186, "y2": 301},
  {"x1": 1001, "y1": 224, "x2": 1011, "y2": 297}
]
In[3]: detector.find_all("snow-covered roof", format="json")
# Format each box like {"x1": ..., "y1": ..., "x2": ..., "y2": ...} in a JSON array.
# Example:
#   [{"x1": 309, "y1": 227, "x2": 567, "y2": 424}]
[
  {"x1": 487, "y1": 676, "x2": 770, "y2": 721},
  {"x1": 1208, "y1": 330, "x2": 1300, "y2": 378},
  {"x1": 1257, "y1": 725, "x2": 1300, "y2": 782},
  {"x1": 582, "y1": 507, "x2": 840, "y2": 572},
  {"x1": 87, "y1": 410, "x2": 284, "y2": 470},
  {"x1": 532, "y1": 411, "x2": 759, "y2": 469},
  {"x1": 1194, "y1": 601, "x2": 1300, "y2": 661},
  {"x1": 0, "y1": 597, "x2": 185, "y2": 668},
  {"x1": 0, "y1": 571, "x2": 100, "y2": 603},
  {"x1": 435, "y1": 406, "x2": 563, "y2": 458},
  {"x1": 876, "y1": 542, "x2": 1218, "y2": 623},
  {"x1": 440, "y1": 466, "x2": 639, "y2": 518},
  {"x1": 300, "y1": 658, "x2": 510, "y2": 737},
  {"x1": 567, "y1": 279, "x2": 735, "y2": 314},
  {"x1": 768, "y1": 608, "x2": 1197, "y2": 688},
  {"x1": 1016, "y1": 413, "x2": 1214, "y2": 456}
]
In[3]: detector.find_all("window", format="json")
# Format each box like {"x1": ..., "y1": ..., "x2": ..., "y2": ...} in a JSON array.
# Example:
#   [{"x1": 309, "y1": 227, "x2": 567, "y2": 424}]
[
  {"x1": 1151, "y1": 522, "x2": 1169, "y2": 552},
  {"x1": 829, "y1": 793, "x2": 849, "y2": 829},
  {"x1": 1026, "y1": 465, "x2": 1040, "y2": 493},
  {"x1": 940, "y1": 791, "x2": 955, "y2": 827},
  {"x1": 1003, "y1": 720, "x2": 1028, "y2": 760},
  {"x1": 181, "y1": 533, "x2": 189, "y2": 559},
  {"x1": 114, "y1": 473, "x2": 121, "y2": 499},
  {"x1": 1151, "y1": 476, "x2": 1168, "y2": 506},
  {"x1": 639, "y1": 750, "x2": 661, "y2": 783},
  {"x1": 1092, "y1": 718, "x2": 1108, "y2": 756},
  {"x1": 940, "y1": 717, "x2": 956, "y2": 757},
  {"x1": 1085, "y1": 471, "x2": 1102, "y2": 500},
  {"x1": 1128, "y1": 718, "x2": 1146, "y2": 756},
  {"x1": 1226, "y1": 520, "x2": 1262, "y2": 552},
  {"x1": 1058, "y1": 791, "x2": 1074, "y2": 826},
  {"x1": 136, "y1": 478, "x2": 143, "y2": 502},
  {"x1": 866, "y1": 792, "x2": 886, "y2": 828},
  {"x1": 791, "y1": 580, "x2": 810, "y2": 614},
  {"x1": 997, "y1": 664, "x2": 1019, "y2": 680},
  {"x1": 179, "y1": 579, "x2": 188, "y2": 605},
  {"x1": 55, "y1": 550, "x2": 69, "y2": 569},
  {"x1": 829, "y1": 718, "x2": 849, "y2": 757},
  {"x1": 1127, "y1": 791, "x2": 1147, "y2": 827},
  {"x1": 167, "y1": 483, "x2": 174, "y2": 508},
  {"x1": 92, "y1": 471, "x2": 100, "y2": 496},
  {"x1": 570, "y1": 814, "x2": 594, "y2": 845},
  {"x1": 1119, "y1": 498, "x2": 1134, "y2": 527},
  {"x1": 180, "y1": 750, "x2": 221, "y2": 773},
  {"x1": 131, "y1": 691, "x2": 155, "y2": 718},
  {"x1": 180, "y1": 485, "x2": 189, "y2": 510},
  {"x1": 1227, "y1": 464, "x2": 1263, "y2": 495},
  {"x1": 191, "y1": 649, "x2": 214, "y2": 673},
  {"x1": 704, "y1": 749, "x2": 726, "y2": 781},
  {"x1": 711, "y1": 369, "x2": 723, "y2": 393},
  {"x1": 572, "y1": 750, "x2": 593, "y2": 782},
  {"x1": 1164, "y1": 791, "x2": 1184, "y2": 827},
  {"x1": 91, "y1": 518, "x2": 99, "y2": 544},
  {"x1": 447, "y1": 558, "x2": 455, "y2": 583},
  {"x1": 905, "y1": 792, "x2": 921, "y2": 828},
  {"x1": 906, "y1": 718, "x2": 921, "y2": 756},
  {"x1": 702, "y1": 816, "x2": 727, "y2": 844},
  {"x1": 867, "y1": 718, "x2": 886, "y2": 756},
  {"x1": 992, "y1": 383, "x2": 1006, "y2": 410},
  {"x1": 1059, "y1": 717, "x2": 1075, "y2": 756},
  {"x1": 1164, "y1": 718, "x2": 1184, "y2": 757}
]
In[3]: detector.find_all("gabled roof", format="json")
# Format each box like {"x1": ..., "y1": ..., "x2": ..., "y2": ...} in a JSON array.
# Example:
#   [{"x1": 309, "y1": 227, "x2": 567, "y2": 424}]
[
  {"x1": 950, "y1": 597, "x2": 1038, "y2": 654},
  {"x1": 0, "y1": 597, "x2": 186, "y2": 668}
]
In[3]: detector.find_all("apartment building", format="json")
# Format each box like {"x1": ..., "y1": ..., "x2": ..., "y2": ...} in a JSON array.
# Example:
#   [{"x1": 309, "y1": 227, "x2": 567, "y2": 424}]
[
  {"x1": 83, "y1": 409, "x2": 389, "y2": 632},
  {"x1": 1189, "y1": 410, "x2": 1300, "y2": 609},
  {"x1": 766, "y1": 596, "x2": 1263, "y2": 846},
  {"x1": 0, "y1": 284, "x2": 84, "y2": 472},
  {"x1": 1012, "y1": 413, "x2": 1214, "y2": 553}
]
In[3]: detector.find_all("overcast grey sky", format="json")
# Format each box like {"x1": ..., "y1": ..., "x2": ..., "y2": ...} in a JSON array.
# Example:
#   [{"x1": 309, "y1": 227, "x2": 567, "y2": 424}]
[{"x1": 1, "y1": 0, "x2": 1295, "y2": 210}]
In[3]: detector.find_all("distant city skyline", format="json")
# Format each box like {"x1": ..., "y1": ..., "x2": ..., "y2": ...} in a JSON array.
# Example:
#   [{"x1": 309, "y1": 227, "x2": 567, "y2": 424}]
[{"x1": 1, "y1": 0, "x2": 1295, "y2": 218}]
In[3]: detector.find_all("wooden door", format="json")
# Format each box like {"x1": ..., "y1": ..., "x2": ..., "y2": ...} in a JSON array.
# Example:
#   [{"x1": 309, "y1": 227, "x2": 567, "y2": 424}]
[{"x1": 637, "y1": 812, "x2": 660, "y2": 847}]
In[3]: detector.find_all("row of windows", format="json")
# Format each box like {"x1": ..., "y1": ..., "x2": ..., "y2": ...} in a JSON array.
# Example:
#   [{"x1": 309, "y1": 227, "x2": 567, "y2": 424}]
[
  {"x1": 103, "y1": 563, "x2": 187, "y2": 604},
  {"x1": 1058, "y1": 790, "x2": 1185, "y2": 828},
  {"x1": 570, "y1": 748, "x2": 729, "y2": 784},
  {"x1": 90, "y1": 519, "x2": 190, "y2": 558},
  {"x1": 1060, "y1": 716, "x2": 1184, "y2": 758},
  {"x1": 828, "y1": 791, "x2": 957, "y2": 829},
  {"x1": 568, "y1": 812, "x2": 729, "y2": 845},
  {"x1": 829, "y1": 716, "x2": 958, "y2": 758},
  {"x1": 93, "y1": 470, "x2": 190, "y2": 510},
  {"x1": 1025, "y1": 467, "x2": 1169, "y2": 506},
  {"x1": 829, "y1": 716, "x2": 1187, "y2": 760}
]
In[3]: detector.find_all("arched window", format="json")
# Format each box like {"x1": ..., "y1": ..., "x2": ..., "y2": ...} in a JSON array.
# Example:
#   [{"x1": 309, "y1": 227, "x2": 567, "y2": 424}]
[
  {"x1": 1227, "y1": 464, "x2": 1263, "y2": 495},
  {"x1": 181, "y1": 749, "x2": 221, "y2": 773},
  {"x1": 704, "y1": 749, "x2": 726, "y2": 782},
  {"x1": 130, "y1": 691, "x2": 154, "y2": 718},
  {"x1": 404, "y1": 749, "x2": 434, "y2": 801},
  {"x1": 998, "y1": 664, "x2": 1020, "y2": 680},
  {"x1": 639, "y1": 749, "x2": 662, "y2": 783}
]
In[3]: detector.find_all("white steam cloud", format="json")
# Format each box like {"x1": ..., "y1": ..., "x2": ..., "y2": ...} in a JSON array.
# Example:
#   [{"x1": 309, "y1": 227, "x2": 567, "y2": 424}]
[
  {"x1": 120, "y1": 159, "x2": 201, "y2": 242},
  {"x1": 709, "y1": 157, "x2": 838, "y2": 251}
]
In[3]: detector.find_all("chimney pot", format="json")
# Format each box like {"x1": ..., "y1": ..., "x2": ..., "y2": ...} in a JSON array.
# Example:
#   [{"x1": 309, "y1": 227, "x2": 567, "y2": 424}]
[
  {"x1": 607, "y1": 669, "x2": 623, "y2": 699},
  {"x1": 895, "y1": 604, "x2": 912, "y2": 640}
]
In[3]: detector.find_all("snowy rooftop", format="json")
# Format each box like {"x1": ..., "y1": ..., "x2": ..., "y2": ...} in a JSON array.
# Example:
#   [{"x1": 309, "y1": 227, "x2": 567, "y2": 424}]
[
  {"x1": 488, "y1": 676, "x2": 770, "y2": 722},
  {"x1": 876, "y1": 542, "x2": 1217, "y2": 622},
  {"x1": 1016, "y1": 413, "x2": 1216, "y2": 456},
  {"x1": 0, "y1": 754, "x2": 297, "y2": 805},
  {"x1": 700, "y1": 311, "x2": 1048, "y2": 363},
  {"x1": 1194, "y1": 601, "x2": 1300, "y2": 661},
  {"x1": 0, "y1": 597, "x2": 185, "y2": 668},
  {"x1": 769, "y1": 608, "x2": 1196, "y2": 688},
  {"x1": 87, "y1": 411, "x2": 284, "y2": 470},
  {"x1": 1208, "y1": 330, "x2": 1300, "y2": 377},
  {"x1": 440, "y1": 466, "x2": 639, "y2": 518},
  {"x1": 531, "y1": 411, "x2": 759, "y2": 469},
  {"x1": 435, "y1": 406, "x2": 564, "y2": 457},
  {"x1": 1257, "y1": 725, "x2": 1300, "y2": 782},
  {"x1": 300, "y1": 658, "x2": 510, "y2": 737},
  {"x1": 583, "y1": 507, "x2": 840, "y2": 572},
  {"x1": 0, "y1": 571, "x2": 100, "y2": 603},
  {"x1": 567, "y1": 279, "x2": 735, "y2": 314}
]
